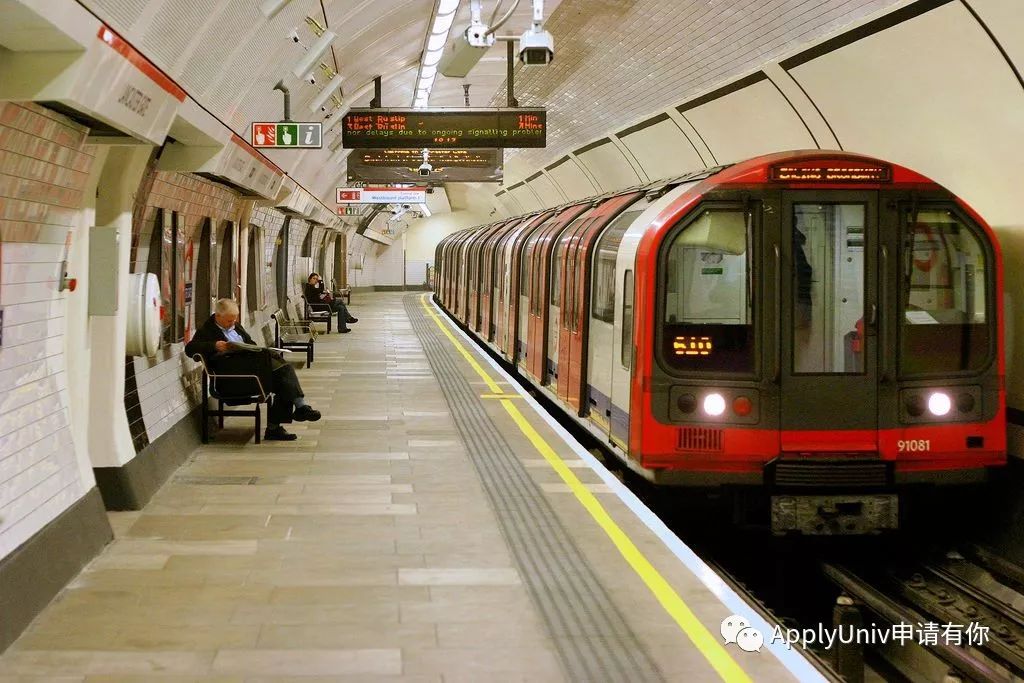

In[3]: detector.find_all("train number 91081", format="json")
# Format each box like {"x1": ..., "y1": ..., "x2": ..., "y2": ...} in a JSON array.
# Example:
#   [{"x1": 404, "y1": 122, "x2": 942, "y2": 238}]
[{"x1": 897, "y1": 439, "x2": 931, "y2": 452}]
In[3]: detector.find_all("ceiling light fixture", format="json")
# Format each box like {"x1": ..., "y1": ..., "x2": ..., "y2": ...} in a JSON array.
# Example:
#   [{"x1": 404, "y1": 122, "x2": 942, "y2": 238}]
[
  {"x1": 260, "y1": 0, "x2": 294, "y2": 20},
  {"x1": 413, "y1": 0, "x2": 462, "y2": 108},
  {"x1": 291, "y1": 19, "x2": 337, "y2": 81},
  {"x1": 309, "y1": 70, "x2": 344, "y2": 113}
]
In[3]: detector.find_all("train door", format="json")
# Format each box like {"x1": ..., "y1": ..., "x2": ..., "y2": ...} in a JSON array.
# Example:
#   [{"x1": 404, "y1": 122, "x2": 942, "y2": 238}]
[
  {"x1": 553, "y1": 216, "x2": 592, "y2": 398},
  {"x1": 526, "y1": 205, "x2": 589, "y2": 384},
  {"x1": 491, "y1": 220, "x2": 521, "y2": 343},
  {"x1": 558, "y1": 193, "x2": 644, "y2": 412},
  {"x1": 777, "y1": 191, "x2": 879, "y2": 449},
  {"x1": 506, "y1": 213, "x2": 552, "y2": 361}
]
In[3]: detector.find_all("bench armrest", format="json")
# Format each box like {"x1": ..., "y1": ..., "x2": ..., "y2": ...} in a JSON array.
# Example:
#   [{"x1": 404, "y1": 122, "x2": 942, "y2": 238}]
[{"x1": 192, "y1": 353, "x2": 269, "y2": 401}]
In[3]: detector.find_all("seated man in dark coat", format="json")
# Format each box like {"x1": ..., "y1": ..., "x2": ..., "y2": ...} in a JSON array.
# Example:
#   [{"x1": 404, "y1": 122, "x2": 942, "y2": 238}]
[
  {"x1": 185, "y1": 298, "x2": 320, "y2": 441},
  {"x1": 303, "y1": 272, "x2": 356, "y2": 333}
]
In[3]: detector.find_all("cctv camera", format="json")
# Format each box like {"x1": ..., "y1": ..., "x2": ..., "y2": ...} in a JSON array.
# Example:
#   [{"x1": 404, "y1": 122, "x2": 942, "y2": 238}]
[
  {"x1": 418, "y1": 161, "x2": 433, "y2": 177},
  {"x1": 288, "y1": 29, "x2": 300, "y2": 43},
  {"x1": 308, "y1": 75, "x2": 317, "y2": 85},
  {"x1": 518, "y1": 28, "x2": 554, "y2": 65}
]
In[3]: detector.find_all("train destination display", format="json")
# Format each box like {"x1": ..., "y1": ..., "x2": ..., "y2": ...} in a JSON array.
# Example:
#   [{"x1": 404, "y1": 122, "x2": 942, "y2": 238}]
[
  {"x1": 347, "y1": 148, "x2": 503, "y2": 183},
  {"x1": 341, "y1": 108, "x2": 545, "y2": 149}
]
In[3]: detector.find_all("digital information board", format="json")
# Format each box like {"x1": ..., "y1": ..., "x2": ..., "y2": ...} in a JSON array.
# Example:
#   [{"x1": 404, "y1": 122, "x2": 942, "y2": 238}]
[
  {"x1": 347, "y1": 148, "x2": 503, "y2": 183},
  {"x1": 252, "y1": 122, "x2": 322, "y2": 148},
  {"x1": 341, "y1": 108, "x2": 545, "y2": 149}
]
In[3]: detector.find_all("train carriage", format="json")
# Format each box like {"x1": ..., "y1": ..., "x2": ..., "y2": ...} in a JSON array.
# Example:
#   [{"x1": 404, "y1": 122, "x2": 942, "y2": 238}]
[{"x1": 434, "y1": 150, "x2": 1006, "y2": 534}]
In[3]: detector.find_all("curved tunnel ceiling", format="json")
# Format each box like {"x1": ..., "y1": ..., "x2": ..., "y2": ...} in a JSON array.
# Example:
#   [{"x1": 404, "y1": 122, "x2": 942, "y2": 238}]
[{"x1": 489, "y1": 0, "x2": 904, "y2": 181}]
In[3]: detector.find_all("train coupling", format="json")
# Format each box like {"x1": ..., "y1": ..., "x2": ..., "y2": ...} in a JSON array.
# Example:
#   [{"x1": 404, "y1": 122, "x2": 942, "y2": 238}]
[{"x1": 771, "y1": 494, "x2": 899, "y2": 535}]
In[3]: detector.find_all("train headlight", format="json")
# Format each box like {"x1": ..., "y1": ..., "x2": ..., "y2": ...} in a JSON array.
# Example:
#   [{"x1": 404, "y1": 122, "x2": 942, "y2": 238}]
[
  {"x1": 927, "y1": 392, "x2": 952, "y2": 417},
  {"x1": 703, "y1": 393, "x2": 726, "y2": 417}
]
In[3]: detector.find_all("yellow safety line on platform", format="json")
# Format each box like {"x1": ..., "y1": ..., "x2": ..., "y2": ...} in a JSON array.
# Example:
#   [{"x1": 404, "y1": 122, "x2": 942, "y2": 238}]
[
  {"x1": 419, "y1": 295, "x2": 750, "y2": 683},
  {"x1": 480, "y1": 393, "x2": 524, "y2": 399},
  {"x1": 421, "y1": 297, "x2": 503, "y2": 395}
]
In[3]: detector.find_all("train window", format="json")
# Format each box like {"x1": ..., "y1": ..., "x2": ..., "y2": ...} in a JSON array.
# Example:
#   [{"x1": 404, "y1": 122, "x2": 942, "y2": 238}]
[
  {"x1": 593, "y1": 210, "x2": 642, "y2": 322},
  {"x1": 520, "y1": 237, "x2": 532, "y2": 302},
  {"x1": 622, "y1": 270, "x2": 634, "y2": 368},
  {"x1": 792, "y1": 203, "x2": 865, "y2": 375},
  {"x1": 660, "y1": 208, "x2": 753, "y2": 374},
  {"x1": 900, "y1": 207, "x2": 991, "y2": 375},
  {"x1": 552, "y1": 240, "x2": 566, "y2": 307}
]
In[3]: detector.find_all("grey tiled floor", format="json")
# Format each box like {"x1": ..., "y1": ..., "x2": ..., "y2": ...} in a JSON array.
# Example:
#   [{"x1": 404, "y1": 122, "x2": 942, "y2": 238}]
[{"x1": 0, "y1": 293, "x2": 802, "y2": 681}]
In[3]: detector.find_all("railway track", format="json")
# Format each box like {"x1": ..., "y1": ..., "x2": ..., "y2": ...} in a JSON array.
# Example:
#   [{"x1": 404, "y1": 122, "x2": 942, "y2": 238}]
[{"x1": 822, "y1": 544, "x2": 1024, "y2": 682}]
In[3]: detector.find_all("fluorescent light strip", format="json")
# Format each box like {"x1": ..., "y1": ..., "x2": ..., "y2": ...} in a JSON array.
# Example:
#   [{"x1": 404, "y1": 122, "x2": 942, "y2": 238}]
[{"x1": 413, "y1": 0, "x2": 462, "y2": 108}]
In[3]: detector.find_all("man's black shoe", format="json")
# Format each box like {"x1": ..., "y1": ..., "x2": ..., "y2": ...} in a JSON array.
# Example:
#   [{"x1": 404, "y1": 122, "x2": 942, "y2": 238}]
[
  {"x1": 293, "y1": 405, "x2": 322, "y2": 422},
  {"x1": 264, "y1": 426, "x2": 297, "y2": 441},
  {"x1": 339, "y1": 328, "x2": 351, "y2": 334},
  {"x1": 347, "y1": 317, "x2": 358, "y2": 323}
]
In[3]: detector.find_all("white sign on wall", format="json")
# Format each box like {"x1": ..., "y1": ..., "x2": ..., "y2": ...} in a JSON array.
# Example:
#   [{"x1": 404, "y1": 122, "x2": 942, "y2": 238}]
[{"x1": 336, "y1": 187, "x2": 427, "y2": 204}]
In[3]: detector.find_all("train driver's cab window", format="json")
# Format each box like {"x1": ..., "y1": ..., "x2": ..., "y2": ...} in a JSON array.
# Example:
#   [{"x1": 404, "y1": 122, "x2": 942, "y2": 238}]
[
  {"x1": 661, "y1": 208, "x2": 753, "y2": 373},
  {"x1": 900, "y1": 208, "x2": 991, "y2": 375},
  {"x1": 792, "y1": 203, "x2": 866, "y2": 375}
]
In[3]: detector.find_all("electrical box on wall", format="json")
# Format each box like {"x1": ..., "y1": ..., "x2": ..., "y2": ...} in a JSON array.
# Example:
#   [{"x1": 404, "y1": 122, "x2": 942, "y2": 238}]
[{"x1": 88, "y1": 226, "x2": 119, "y2": 316}]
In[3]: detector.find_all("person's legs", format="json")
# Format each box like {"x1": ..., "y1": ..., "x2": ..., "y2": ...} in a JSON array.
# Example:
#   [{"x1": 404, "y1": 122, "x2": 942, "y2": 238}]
[
  {"x1": 337, "y1": 300, "x2": 357, "y2": 323},
  {"x1": 273, "y1": 363, "x2": 321, "y2": 422},
  {"x1": 331, "y1": 301, "x2": 349, "y2": 332}
]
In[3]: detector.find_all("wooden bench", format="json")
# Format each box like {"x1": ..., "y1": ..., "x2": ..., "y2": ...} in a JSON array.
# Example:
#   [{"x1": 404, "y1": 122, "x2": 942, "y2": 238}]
[
  {"x1": 272, "y1": 310, "x2": 316, "y2": 368},
  {"x1": 301, "y1": 295, "x2": 333, "y2": 334},
  {"x1": 193, "y1": 354, "x2": 271, "y2": 444}
]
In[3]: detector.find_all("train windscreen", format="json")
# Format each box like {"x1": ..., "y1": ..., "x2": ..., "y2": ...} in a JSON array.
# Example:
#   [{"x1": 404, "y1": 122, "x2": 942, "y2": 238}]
[
  {"x1": 900, "y1": 207, "x2": 992, "y2": 375},
  {"x1": 660, "y1": 208, "x2": 754, "y2": 374}
]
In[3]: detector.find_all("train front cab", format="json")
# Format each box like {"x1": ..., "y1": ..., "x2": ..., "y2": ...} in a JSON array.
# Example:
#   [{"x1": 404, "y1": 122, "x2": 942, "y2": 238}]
[{"x1": 632, "y1": 153, "x2": 1006, "y2": 534}]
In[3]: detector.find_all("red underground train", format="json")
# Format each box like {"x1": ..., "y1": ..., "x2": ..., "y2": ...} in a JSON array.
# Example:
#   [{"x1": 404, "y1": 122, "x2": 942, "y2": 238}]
[{"x1": 434, "y1": 150, "x2": 1006, "y2": 534}]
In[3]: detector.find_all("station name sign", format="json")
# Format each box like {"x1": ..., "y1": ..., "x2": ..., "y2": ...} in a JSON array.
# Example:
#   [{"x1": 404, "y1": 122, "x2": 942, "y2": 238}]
[
  {"x1": 341, "y1": 108, "x2": 546, "y2": 149},
  {"x1": 336, "y1": 187, "x2": 427, "y2": 204}
]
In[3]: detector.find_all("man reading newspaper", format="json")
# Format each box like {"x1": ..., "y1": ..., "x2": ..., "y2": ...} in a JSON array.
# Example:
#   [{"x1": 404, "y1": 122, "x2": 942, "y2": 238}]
[{"x1": 186, "y1": 299, "x2": 321, "y2": 441}]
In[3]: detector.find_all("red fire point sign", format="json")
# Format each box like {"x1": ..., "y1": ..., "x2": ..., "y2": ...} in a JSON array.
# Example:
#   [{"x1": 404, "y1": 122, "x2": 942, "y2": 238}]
[{"x1": 252, "y1": 123, "x2": 276, "y2": 146}]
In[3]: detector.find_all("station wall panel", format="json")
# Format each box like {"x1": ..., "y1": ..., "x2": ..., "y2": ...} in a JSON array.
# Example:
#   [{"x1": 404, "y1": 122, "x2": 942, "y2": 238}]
[
  {"x1": 619, "y1": 116, "x2": 707, "y2": 179},
  {"x1": 546, "y1": 159, "x2": 597, "y2": 201},
  {"x1": 682, "y1": 78, "x2": 817, "y2": 165},
  {"x1": 527, "y1": 173, "x2": 564, "y2": 207},
  {"x1": 509, "y1": 184, "x2": 541, "y2": 212},
  {"x1": 966, "y1": 0, "x2": 1024, "y2": 75},
  {"x1": 575, "y1": 141, "x2": 641, "y2": 192},
  {"x1": 0, "y1": 102, "x2": 96, "y2": 559}
]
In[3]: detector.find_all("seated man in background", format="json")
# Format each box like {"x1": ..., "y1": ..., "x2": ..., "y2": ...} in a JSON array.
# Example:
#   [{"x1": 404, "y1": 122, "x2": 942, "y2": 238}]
[
  {"x1": 186, "y1": 299, "x2": 320, "y2": 441},
  {"x1": 304, "y1": 272, "x2": 356, "y2": 334}
]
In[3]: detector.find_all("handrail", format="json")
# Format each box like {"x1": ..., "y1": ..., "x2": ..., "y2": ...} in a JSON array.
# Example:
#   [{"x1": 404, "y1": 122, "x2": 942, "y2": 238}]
[
  {"x1": 773, "y1": 243, "x2": 782, "y2": 383},
  {"x1": 879, "y1": 245, "x2": 889, "y2": 382}
]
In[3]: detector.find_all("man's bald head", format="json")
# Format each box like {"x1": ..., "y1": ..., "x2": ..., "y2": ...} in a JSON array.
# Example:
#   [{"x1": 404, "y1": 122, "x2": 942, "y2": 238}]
[{"x1": 214, "y1": 299, "x2": 239, "y2": 329}]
